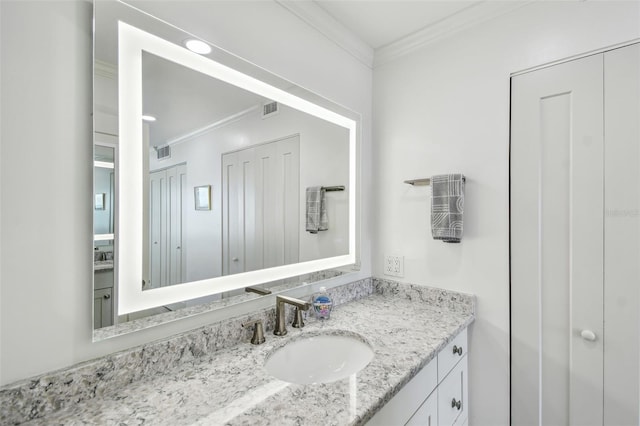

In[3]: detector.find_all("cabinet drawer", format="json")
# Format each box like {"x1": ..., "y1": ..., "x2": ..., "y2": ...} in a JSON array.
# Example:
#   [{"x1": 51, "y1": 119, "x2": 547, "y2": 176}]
[
  {"x1": 438, "y1": 354, "x2": 468, "y2": 426},
  {"x1": 94, "y1": 287, "x2": 113, "y2": 329},
  {"x1": 438, "y1": 328, "x2": 467, "y2": 381},
  {"x1": 406, "y1": 390, "x2": 437, "y2": 426},
  {"x1": 367, "y1": 359, "x2": 437, "y2": 426},
  {"x1": 94, "y1": 269, "x2": 114, "y2": 290}
]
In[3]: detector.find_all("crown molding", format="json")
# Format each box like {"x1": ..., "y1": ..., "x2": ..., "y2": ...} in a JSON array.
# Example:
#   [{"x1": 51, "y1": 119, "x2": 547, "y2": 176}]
[
  {"x1": 164, "y1": 105, "x2": 260, "y2": 147},
  {"x1": 94, "y1": 60, "x2": 117, "y2": 79},
  {"x1": 275, "y1": 0, "x2": 374, "y2": 69},
  {"x1": 374, "y1": 1, "x2": 533, "y2": 68}
]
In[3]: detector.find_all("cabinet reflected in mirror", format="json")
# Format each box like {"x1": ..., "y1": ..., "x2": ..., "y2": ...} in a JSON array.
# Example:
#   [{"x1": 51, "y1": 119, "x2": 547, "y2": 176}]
[{"x1": 93, "y1": 142, "x2": 115, "y2": 329}]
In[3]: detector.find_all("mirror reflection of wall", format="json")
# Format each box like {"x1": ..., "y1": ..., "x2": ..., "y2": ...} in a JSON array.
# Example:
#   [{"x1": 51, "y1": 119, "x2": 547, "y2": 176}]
[{"x1": 142, "y1": 52, "x2": 350, "y2": 288}]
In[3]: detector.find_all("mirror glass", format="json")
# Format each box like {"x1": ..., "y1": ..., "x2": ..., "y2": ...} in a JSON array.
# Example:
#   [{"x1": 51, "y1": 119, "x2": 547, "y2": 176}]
[
  {"x1": 142, "y1": 52, "x2": 350, "y2": 291},
  {"x1": 93, "y1": 0, "x2": 359, "y2": 339}
]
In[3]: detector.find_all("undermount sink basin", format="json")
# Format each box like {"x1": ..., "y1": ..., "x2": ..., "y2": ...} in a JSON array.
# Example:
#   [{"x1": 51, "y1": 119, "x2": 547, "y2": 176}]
[{"x1": 264, "y1": 333, "x2": 374, "y2": 385}]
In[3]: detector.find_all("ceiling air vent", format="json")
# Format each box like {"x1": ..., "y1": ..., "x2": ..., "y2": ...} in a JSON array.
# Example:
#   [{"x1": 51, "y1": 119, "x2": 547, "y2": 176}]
[
  {"x1": 156, "y1": 145, "x2": 171, "y2": 160},
  {"x1": 262, "y1": 101, "x2": 279, "y2": 119}
]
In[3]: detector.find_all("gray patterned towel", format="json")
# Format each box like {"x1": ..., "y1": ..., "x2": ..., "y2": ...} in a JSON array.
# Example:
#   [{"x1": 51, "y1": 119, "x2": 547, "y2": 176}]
[
  {"x1": 306, "y1": 186, "x2": 328, "y2": 233},
  {"x1": 431, "y1": 174, "x2": 465, "y2": 243}
]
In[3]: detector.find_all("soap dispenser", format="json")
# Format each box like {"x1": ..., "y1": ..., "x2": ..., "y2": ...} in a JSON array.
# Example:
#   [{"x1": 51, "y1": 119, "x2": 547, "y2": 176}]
[{"x1": 313, "y1": 287, "x2": 333, "y2": 320}]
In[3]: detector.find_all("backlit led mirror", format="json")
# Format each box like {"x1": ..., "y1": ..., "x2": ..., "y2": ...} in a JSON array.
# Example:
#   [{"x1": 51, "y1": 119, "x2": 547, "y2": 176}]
[{"x1": 93, "y1": 0, "x2": 359, "y2": 339}]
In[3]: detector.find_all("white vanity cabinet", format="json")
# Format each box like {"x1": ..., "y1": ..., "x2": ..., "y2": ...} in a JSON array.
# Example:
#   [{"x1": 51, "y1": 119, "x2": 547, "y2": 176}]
[
  {"x1": 94, "y1": 269, "x2": 114, "y2": 328},
  {"x1": 368, "y1": 327, "x2": 468, "y2": 426}
]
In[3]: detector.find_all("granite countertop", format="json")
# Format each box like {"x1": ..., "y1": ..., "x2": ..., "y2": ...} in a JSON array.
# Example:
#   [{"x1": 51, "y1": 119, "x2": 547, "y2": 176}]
[
  {"x1": 21, "y1": 281, "x2": 474, "y2": 425},
  {"x1": 93, "y1": 260, "x2": 114, "y2": 271}
]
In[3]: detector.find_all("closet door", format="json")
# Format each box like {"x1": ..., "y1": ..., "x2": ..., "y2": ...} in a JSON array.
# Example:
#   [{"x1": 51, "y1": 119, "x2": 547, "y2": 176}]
[
  {"x1": 167, "y1": 164, "x2": 187, "y2": 286},
  {"x1": 149, "y1": 165, "x2": 187, "y2": 288},
  {"x1": 222, "y1": 149, "x2": 258, "y2": 275},
  {"x1": 511, "y1": 54, "x2": 604, "y2": 425},
  {"x1": 254, "y1": 135, "x2": 300, "y2": 269},
  {"x1": 149, "y1": 169, "x2": 167, "y2": 288},
  {"x1": 603, "y1": 44, "x2": 639, "y2": 425},
  {"x1": 222, "y1": 135, "x2": 300, "y2": 276}
]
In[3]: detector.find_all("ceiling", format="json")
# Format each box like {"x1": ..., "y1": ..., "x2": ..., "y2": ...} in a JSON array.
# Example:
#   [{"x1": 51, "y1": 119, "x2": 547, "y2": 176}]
[
  {"x1": 96, "y1": 0, "x2": 532, "y2": 145},
  {"x1": 142, "y1": 53, "x2": 267, "y2": 147},
  {"x1": 314, "y1": 0, "x2": 480, "y2": 49},
  {"x1": 277, "y1": 0, "x2": 532, "y2": 67}
]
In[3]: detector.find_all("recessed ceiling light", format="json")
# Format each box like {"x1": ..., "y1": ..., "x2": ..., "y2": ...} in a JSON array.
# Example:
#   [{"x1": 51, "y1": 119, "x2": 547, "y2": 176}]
[
  {"x1": 184, "y1": 39, "x2": 212, "y2": 55},
  {"x1": 142, "y1": 115, "x2": 156, "y2": 122}
]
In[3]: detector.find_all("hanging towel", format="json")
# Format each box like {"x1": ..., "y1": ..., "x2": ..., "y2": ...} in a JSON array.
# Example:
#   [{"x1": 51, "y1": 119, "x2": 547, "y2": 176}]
[
  {"x1": 431, "y1": 174, "x2": 465, "y2": 243},
  {"x1": 306, "y1": 186, "x2": 328, "y2": 233}
]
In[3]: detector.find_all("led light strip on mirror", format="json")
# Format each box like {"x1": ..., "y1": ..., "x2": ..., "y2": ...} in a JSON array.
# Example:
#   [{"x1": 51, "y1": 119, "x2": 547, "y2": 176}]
[{"x1": 118, "y1": 22, "x2": 357, "y2": 314}]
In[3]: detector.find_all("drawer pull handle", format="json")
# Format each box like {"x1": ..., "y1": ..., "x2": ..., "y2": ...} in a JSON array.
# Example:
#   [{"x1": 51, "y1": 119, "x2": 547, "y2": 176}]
[
  {"x1": 103, "y1": 294, "x2": 111, "y2": 299},
  {"x1": 453, "y1": 345, "x2": 463, "y2": 356},
  {"x1": 451, "y1": 398, "x2": 461, "y2": 410}
]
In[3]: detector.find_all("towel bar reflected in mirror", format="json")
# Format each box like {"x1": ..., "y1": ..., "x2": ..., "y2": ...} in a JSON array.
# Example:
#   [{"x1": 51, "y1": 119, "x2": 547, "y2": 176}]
[{"x1": 404, "y1": 177, "x2": 466, "y2": 186}]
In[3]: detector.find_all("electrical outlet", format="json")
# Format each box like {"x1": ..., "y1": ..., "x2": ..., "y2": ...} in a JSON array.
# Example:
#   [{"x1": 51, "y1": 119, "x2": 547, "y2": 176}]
[{"x1": 384, "y1": 255, "x2": 404, "y2": 277}]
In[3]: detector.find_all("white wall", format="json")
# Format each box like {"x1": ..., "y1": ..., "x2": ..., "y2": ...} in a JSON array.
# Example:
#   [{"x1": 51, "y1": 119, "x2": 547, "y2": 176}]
[
  {"x1": 372, "y1": 2, "x2": 640, "y2": 425},
  {"x1": 149, "y1": 105, "x2": 349, "y2": 282},
  {"x1": 0, "y1": 0, "x2": 371, "y2": 386}
]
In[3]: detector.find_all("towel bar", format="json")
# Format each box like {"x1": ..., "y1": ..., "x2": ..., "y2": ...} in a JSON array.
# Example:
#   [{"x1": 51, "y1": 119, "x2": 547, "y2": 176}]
[
  {"x1": 323, "y1": 186, "x2": 345, "y2": 192},
  {"x1": 404, "y1": 177, "x2": 466, "y2": 186}
]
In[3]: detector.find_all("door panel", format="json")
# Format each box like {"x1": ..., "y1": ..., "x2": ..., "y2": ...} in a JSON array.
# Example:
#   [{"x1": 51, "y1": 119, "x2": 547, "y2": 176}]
[
  {"x1": 279, "y1": 137, "x2": 300, "y2": 267},
  {"x1": 603, "y1": 44, "x2": 640, "y2": 426},
  {"x1": 255, "y1": 142, "x2": 279, "y2": 268},
  {"x1": 149, "y1": 165, "x2": 187, "y2": 288},
  {"x1": 539, "y1": 93, "x2": 571, "y2": 426},
  {"x1": 511, "y1": 54, "x2": 604, "y2": 425},
  {"x1": 222, "y1": 153, "x2": 240, "y2": 276},
  {"x1": 222, "y1": 136, "x2": 300, "y2": 276},
  {"x1": 149, "y1": 169, "x2": 166, "y2": 289},
  {"x1": 240, "y1": 149, "x2": 257, "y2": 272},
  {"x1": 167, "y1": 164, "x2": 186, "y2": 286}
]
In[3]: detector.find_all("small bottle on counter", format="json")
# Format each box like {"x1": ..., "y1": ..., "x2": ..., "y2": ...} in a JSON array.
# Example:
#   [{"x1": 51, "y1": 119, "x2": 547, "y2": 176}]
[{"x1": 313, "y1": 287, "x2": 333, "y2": 320}]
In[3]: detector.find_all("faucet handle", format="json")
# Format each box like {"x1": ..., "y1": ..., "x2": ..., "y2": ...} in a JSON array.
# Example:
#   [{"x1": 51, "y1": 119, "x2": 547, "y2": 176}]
[
  {"x1": 242, "y1": 319, "x2": 266, "y2": 345},
  {"x1": 292, "y1": 307, "x2": 305, "y2": 328}
]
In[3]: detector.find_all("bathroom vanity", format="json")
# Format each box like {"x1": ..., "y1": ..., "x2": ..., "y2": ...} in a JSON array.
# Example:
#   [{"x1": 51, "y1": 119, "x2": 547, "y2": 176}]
[
  {"x1": 368, "y1": 328, "x2": 468, "y2": 426},
  {"x1": 0, "y1": 279, "x2": 474, "y2": 425}
]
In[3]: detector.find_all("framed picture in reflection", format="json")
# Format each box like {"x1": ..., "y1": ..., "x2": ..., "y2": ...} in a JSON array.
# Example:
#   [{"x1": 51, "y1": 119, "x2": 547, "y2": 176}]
[
  {"x1": 95, "y1": 193, "x2": 105, "y2": 210},
  {"x1": 194, "y1": 185, "x2": 211, "y2": 211}
]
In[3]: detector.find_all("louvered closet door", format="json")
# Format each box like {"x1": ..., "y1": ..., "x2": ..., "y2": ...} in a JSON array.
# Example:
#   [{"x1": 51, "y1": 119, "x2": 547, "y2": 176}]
[{"x1": 511, "y1": 54, "x2": 604, "y2": 425}]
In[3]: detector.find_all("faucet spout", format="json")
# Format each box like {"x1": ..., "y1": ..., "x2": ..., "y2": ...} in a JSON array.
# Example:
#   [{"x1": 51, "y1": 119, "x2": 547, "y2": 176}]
[{"x1": 274, "y1": 295, "x2": 311, "y2": 336}]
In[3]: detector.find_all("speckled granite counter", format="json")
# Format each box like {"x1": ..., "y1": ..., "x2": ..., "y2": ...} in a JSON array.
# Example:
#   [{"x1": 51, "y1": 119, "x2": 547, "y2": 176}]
[{"x1": 2, "y1": 279, "x2": 474, "y2": 425}]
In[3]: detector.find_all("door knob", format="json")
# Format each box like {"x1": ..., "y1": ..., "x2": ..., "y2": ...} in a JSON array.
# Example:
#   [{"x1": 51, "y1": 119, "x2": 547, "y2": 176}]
[
  {"x1": 451, "y1": 398, "x2": 461, "y2": 410},
  {"x1": 232, "y1": 257, "x2": 239, "y2": 262},
  {"x1": 103, "y1": 294, "x2": 111, "y2": 299},
  {"x1": 580, "y1": 329, "x2": 597, "y2": 342},
  {"x1": 453, "y1": 345, "x2": 463, "y2": 356}
]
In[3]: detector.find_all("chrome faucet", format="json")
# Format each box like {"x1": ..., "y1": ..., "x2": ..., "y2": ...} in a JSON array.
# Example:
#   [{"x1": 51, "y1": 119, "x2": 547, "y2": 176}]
[{"x1": 274, "y1": 295, "x2": 311, "y2": 336}]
